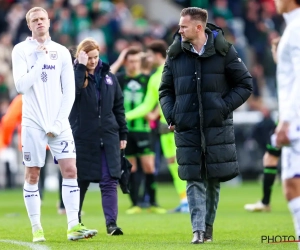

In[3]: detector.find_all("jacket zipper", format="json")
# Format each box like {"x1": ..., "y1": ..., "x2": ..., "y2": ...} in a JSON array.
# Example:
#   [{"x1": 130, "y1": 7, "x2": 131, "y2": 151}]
[
  {"x1": 195, "y1": 59, "x2": 207, "y2": 179},
  {"x1": 98, "y1": 75, "x2": 103, "y2": 147},
  {"x1": 99, "y1": 91, "x2": 103, "y2": 147},
  {"x1": 92, "y1": 72, "x2": 103, "y2": 147}
]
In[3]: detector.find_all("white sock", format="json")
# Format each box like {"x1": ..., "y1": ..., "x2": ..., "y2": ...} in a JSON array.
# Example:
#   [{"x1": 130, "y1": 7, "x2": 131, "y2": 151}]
[
  {"x1": 23, "y1": 182, "x2": 42, "y2": 233},
  {"x1": 288, "y1": 197, "x2": 300, "y2": 247},
  {"x1": 62, "y1": 178, "x2": 80, "y2": 230}
]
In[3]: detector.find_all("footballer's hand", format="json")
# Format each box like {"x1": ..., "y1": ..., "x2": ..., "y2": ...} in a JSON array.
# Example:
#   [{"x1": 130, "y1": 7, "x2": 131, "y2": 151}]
[
  {"x1": 275, "y1": 121, "x2": 290, "y2": 147},
  {"x1": 78, "y1": 51, "x2": 88, "y2": 66},
  {"x1": 36, "y1": 45, "x2": 48, "y2": 54},
  {"x1": 47, "y1": 123, "x2": 61, "y2": 138},
  {"x1": 145, "y1": 112, "x2": 159, "y2": 122},
  {"x1": 119, "y1": 48, "x2": 130, "y2": 64},
  {"x1": 46, "y1": 132, "x2": 55, "y2": 138}
]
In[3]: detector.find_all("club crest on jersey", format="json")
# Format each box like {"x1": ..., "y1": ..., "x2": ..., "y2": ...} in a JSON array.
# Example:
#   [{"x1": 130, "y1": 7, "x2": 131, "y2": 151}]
[
  {"x1": 42, "y1": 64, "x2": 55, "y2": 70},
  {"x1": 49, "y1": 51, "x2": 58, "y2": 60},
  {"x1": 105, "y1": 75, "x2": 113, "y2": 85},
  {"x1": 24, "y1": 152, "x2": 31, "y2": 161}
]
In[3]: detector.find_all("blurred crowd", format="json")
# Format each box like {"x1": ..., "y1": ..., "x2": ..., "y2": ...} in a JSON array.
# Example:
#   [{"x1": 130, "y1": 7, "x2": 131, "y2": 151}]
[
  {"x1": 0, "y1": 0, "x2": 284, "y2": 119},
  {"x1": 0, "y1": 0, "x2": 285, "y2": 187}
]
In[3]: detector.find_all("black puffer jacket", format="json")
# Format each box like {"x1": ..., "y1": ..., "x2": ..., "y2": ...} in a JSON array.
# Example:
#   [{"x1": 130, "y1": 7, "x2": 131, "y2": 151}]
[
  {"x1": 159, "y1": 24, "x2": 253, "y2": 182},
  {"x1": 70, "y1": 61, "x2": 128, "y2": 182}
]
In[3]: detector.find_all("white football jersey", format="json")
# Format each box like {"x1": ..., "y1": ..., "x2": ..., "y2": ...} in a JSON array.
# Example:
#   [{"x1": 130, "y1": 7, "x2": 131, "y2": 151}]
[
  {"x1": 277, "y1": 8, "x2": 300, "y2": 122},
  {"x1": 12, "y1": 37, "x2": 75, "y2": 134}
]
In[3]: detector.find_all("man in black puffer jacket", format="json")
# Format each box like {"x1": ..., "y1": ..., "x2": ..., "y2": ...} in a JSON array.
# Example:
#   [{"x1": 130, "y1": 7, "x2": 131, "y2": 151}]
[{"x1": 159, "y1": 7, "x2": 253, "y2": 244}]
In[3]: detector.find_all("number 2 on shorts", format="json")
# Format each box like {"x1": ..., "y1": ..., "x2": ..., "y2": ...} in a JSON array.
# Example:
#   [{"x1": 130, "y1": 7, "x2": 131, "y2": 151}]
[{"x1": 61, "y1": 141, "x2": 76, "y2": 153}]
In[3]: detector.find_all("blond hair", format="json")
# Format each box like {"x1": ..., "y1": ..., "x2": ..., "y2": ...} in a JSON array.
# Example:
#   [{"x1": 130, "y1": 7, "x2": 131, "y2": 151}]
[
  {"x1": 26, "y1": 7, "x2": 48, "y2": 23},
  {"x1": 75, "y1": 38, "x2": 100, "y2": 58}
]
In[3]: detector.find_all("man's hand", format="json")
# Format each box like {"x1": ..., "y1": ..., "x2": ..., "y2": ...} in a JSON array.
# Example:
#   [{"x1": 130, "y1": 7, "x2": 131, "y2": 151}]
[
  {"x1": 78, "y1": 51, "x2": 88, "y2": 66},
  {"x1": 275, "y1": 121, "x2": 290, "y2": 147},
  {"x1": 36, "y1": 45, "x2": 48, "y2": 54},
  {"x1": 120, "y1": 140, "x2": 127, "y2": 149},
  {"x1": 117, "y1": 48, "x2": 129, "y2": 65},
  {"x1": 169, "y1": 125, "x2": 175, "y2": 132},
  {"x1": 110, "y1": 48, "x2": 129, "y2": 74}
]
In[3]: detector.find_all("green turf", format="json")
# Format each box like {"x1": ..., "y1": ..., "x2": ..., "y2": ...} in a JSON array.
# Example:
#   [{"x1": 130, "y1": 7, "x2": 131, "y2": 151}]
[{"x1": 0, "y1": 181, "x2": 297, "y2": 249}]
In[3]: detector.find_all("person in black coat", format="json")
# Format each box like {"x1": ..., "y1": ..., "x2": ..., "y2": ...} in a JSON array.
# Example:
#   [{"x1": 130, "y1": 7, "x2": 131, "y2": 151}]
[
  {"x1": 70, "y1": 38, "x2": 128, "y2": 235},
  {"x1": 159, "y1": 8, "x2": 252, "y2": 244}
]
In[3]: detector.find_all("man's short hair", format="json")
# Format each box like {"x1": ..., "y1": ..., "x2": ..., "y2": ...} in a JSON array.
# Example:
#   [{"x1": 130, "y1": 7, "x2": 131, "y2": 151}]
[
  {"x1": 124, "y1": 46, "x2": 142, "y2": 60},
  {"x1": 181, "y1": 7, "x2": 208, "y2": 26},
  {"x1": 147, "y1": 40, "x2": 168, "y2": 59},
  {"x1": 296, "y1": 0, "x2": 300, "y2": 5},
  {"x1": 26, "y1": 7, "x2": 48, "y2": 24}
]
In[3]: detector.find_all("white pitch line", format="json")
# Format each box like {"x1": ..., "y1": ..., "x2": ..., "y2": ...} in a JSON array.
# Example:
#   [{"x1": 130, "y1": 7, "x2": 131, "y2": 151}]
[{"x1": 0, "y1": 240, "x2": 50, "y2": 250}]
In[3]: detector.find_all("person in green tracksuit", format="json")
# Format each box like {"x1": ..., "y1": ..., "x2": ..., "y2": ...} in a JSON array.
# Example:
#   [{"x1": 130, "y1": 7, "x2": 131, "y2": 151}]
[
  {"x1": 126, "y1": 40, "x2": 189, "y2": 213},
  {"x1": 115, "y1": 46, "x2": 167, "y2": 215}
]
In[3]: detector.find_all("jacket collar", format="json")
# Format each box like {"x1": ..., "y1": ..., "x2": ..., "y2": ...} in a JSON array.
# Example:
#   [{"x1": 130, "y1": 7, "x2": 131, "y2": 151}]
[
  {"x1": 167, "y1": 23, "x2": 231, "y2": 59},
  {"x1": 190, "y1": 34, "x2": 208, "y2": 55}
]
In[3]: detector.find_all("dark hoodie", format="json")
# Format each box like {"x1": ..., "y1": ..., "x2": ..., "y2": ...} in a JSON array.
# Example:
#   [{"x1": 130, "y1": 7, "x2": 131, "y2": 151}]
[{"x1": 159, "y1": 23, "x2": 253, "y2": 182}]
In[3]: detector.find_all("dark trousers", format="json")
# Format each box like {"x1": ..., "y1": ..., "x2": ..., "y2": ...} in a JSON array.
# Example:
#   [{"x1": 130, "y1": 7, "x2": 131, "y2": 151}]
[{"x1": 78, "y1": 149, "x2": 118, "y2": 226}]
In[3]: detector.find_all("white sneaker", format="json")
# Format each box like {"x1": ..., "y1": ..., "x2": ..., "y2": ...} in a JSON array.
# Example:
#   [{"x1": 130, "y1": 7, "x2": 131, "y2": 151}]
[{"x1": 244, "y1": 201, "x2": 271, "y2": 212}]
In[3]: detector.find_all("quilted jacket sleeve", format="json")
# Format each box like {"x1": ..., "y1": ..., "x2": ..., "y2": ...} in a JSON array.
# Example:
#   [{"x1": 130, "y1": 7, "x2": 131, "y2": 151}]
[
  {"x1": 223, "y1": 45, "x2": 253, "y2": 114},
  {"x1": 159, "y1": 57, "x2": 176, "y2": 125}
]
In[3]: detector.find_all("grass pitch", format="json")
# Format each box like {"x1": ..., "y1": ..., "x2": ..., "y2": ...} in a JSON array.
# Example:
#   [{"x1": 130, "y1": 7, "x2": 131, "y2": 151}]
[{"x1": 0, "y1": 181, "x2": 296, "y2": 249}]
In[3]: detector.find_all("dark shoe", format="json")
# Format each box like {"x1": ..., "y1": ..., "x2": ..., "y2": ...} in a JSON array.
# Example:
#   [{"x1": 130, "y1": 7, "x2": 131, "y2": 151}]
[
  {"x1": 191, "y1": 230, "x2": 204, "y2": 244},
  {"x1": 204, "y1": 224, "x2": 213, "y2": 242},
  {"x1": 106, "y1": 223, "x2": 123, "y2": 236}
]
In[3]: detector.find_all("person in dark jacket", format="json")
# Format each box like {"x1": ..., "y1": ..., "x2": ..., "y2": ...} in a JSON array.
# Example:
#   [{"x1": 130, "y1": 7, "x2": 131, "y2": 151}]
[
  {"x1": 70, "y1": 38, "x2": 128, "y2": 236},
  {"x1": 159, "y1": 7, "x2": 253, "y2": 244}
]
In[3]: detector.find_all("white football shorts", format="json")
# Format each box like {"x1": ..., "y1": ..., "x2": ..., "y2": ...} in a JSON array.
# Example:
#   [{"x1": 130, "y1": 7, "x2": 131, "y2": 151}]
[{"x1": 21, "y1": 126, "x2": 76, "y2": 167}]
